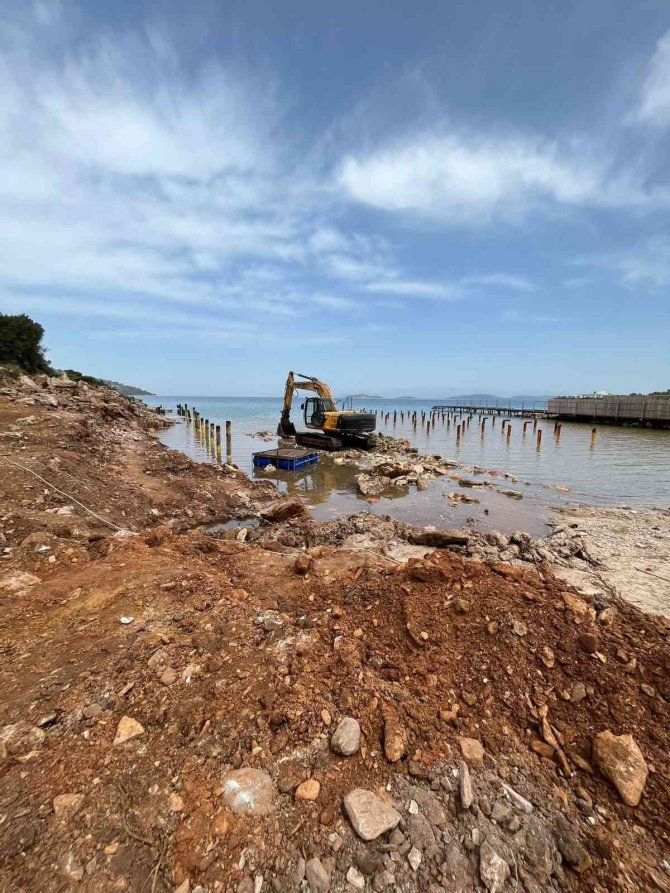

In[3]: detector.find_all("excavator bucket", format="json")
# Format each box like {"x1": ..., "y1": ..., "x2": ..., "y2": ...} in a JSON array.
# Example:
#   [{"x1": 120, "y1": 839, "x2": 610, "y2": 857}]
[{"x1": 277, "y1": 419, "x2": 296, "y2": 437}]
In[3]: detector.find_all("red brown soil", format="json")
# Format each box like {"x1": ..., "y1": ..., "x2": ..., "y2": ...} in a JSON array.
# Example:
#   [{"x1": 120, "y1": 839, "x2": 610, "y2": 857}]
[{"x1": 0, "y1": 377, "x2": 669, "y2": 893}]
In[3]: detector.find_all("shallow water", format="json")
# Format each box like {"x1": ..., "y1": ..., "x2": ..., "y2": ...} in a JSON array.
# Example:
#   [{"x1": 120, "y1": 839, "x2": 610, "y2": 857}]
[{"x1": 145, "y1": 397, "x2": 670, "y2": 536}]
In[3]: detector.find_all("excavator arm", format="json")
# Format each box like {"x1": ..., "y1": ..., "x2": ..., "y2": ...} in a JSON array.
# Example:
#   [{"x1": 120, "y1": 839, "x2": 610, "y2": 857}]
[{"x1": 278, "y1": 371, "x2": 335, "y2": 437}]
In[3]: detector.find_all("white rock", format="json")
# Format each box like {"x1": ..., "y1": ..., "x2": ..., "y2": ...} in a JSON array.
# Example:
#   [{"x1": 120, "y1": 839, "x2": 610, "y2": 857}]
[
  {"x1": 344, "y1": 789, "x2": 401, "y2": 841},
  {"x1": 221, "y1": 768, "x2": 276, "y2": 816},
  {"x1": 112, "y1": 716, "x2": 145, "y2": 745},
  {"x1": 408, "y1": 847, "x2": 422, "y2": 871}
]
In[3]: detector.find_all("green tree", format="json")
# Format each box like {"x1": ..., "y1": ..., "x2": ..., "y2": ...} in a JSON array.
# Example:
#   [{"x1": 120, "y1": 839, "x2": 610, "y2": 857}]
[{"x1": 0, "y1": 313, "x2": 52, "y2": 373}]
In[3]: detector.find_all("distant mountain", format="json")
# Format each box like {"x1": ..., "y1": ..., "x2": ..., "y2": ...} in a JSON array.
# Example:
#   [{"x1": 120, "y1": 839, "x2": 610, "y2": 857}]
[
  {"x1": 103, "y1": 379, "x2": 154, "y2": 396},
  {"x1": 432, "y1": 393, "x2": 552, "y2": 404},
  {"x1": 346, "y1": 393, "x2": 384, "y2": 399}
]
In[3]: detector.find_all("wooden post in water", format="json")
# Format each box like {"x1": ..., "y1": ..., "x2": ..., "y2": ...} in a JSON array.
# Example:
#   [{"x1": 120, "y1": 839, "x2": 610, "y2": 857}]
[
  {"x1": 533, "y1": 417, "x2": 537, "y2": 432},
  {"x1": 456, "y1": 423, "x2": 461, "y2": 442},
  {"x1": 507, "y1": 425, "x2": 511, "y2": 443},
  {"x1": 555, "y1": 424, "x2": 561, "y2": 439},
  {"x1": 523, "y1": 421, "x2": 528, "y2": 435},
  {"x1": 216, "y1": 424, "x2": 221, "y2": 460},
  {"x1": 591, "y1": 427, "x2": 597, "y2": 449},
  {"x1": 225, "y1": 420, "x2": 232, "y2": 463},
  {"x1": 492, "y1": 416, "x2": 496, "y2": 428},
  {"x1": 536, "y1": 429, "x2": 542, "y2": 449}
]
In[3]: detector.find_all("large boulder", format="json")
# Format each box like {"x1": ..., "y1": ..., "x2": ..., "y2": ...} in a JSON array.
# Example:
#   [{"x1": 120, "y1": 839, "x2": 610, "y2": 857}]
[
  {"x1": 408, "y1": 528, "x2": 470, "y2": 547},
  {"x1": 260, "y1": 497, "x2": 307, "y2": 523}
]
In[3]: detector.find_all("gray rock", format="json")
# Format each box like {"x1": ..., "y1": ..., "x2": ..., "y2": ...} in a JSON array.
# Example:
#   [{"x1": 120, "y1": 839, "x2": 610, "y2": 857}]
[
  {"x1": 407, "y1": 813, "x2": 437, "y2": 850},
  {"x1": 344, "y1": 789, "x2": 401, "y2": 841},
  {"x1": 479, "y1": 840, "x2": 510, "y2": 893},
  {"x1": 331, "y1": 717, "x2": 361, "y2": 756},
  {"x1": 305, "y1": 857, "x2": 330, "y2": 893},
  {"x1": 490, "y1": 801, "x2": 511, "y2": 823}
]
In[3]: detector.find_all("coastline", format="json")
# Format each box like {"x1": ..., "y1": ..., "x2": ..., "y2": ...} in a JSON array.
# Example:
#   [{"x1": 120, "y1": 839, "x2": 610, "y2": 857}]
[{"x1": 1, "y1": 372, "x2": 669, "y2": 892}]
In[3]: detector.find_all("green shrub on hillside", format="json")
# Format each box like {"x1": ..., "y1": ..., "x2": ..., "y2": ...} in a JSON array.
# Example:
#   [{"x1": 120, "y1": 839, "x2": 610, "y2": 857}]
[{"x1": 0, "y1": 313, "x2": 52, "y2": 373}]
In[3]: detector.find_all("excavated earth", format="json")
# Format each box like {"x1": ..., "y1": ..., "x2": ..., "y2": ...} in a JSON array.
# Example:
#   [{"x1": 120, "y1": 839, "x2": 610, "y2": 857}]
[{"x1": 0, "y1": 371, "x2": 669, "y2": 893}]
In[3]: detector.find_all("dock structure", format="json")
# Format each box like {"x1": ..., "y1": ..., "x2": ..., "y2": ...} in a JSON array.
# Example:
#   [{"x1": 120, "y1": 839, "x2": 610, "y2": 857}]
[
  {"x1": 547, "y1": 395, "x2": 670, "y2": 428},
  {"x1": 431, "y1": 402, "x2": 550, "y2": 419}
]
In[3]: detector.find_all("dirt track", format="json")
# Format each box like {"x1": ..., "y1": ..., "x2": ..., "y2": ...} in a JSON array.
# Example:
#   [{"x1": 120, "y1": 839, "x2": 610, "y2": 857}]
[{"x1": 1, "y1": 372, "x2": 669, "y2": 893}]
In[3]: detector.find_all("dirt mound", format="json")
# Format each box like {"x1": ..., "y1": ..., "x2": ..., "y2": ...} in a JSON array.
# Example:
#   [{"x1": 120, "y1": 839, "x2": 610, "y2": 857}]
[{"x1": 0, "y1": 380, "x2": 669, "y2": 893}]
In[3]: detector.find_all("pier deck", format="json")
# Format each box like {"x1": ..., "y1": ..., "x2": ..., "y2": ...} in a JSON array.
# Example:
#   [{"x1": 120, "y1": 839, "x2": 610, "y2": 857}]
[{"x1": 431, "y1": 404, "x2": 550, "y2": 419}]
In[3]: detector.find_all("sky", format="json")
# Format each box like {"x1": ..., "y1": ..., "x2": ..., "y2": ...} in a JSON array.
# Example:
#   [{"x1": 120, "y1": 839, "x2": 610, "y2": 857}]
[{"x1": 1, "y1": 0, "x2": 670, "y2": 397}]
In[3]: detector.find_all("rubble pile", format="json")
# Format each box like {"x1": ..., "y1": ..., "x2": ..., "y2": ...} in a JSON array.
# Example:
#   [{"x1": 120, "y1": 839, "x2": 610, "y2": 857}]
[{"x1": 0, "y1": 374, "x2": 668, "y2": 893}]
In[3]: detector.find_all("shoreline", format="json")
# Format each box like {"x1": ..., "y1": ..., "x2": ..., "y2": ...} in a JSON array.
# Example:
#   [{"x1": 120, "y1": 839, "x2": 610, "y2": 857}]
[{"x1": 1, "y1": 372, "x2": 669, "y2": 892}]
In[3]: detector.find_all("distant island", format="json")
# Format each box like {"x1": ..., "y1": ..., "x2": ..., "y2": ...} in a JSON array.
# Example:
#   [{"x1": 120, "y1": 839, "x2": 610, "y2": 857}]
[{"x1": 346, "y1": 393, "x2": 384, "y2": 399}]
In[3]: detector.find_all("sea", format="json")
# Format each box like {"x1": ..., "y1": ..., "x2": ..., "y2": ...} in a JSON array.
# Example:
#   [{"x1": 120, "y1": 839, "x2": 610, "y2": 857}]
[{"x1": 143, "y1": 396, "x2": 670, "y2": 536}]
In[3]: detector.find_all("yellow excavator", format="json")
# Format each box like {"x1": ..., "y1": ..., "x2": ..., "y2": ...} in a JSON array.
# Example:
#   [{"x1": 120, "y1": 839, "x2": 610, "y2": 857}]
[{"x1": 277, "y1": 371, "x2": 376, "y2": 450}]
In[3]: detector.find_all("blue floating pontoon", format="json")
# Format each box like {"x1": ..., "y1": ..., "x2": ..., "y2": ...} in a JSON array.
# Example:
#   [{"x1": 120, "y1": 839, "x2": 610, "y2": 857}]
[{"x1": 252, "y1": 447, "x2": 319, "y2": 471}]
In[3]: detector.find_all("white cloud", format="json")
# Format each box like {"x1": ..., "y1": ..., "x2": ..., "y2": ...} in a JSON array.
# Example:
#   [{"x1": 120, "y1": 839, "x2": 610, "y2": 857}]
[
  {"x1": 364, "y1": 280, "x2": 463, "y2": 301},
  {"x1": 461, "y1": 273, "x2": 534, "y2": 292},
  {"x1": 339, "y1": 131, "x2": 667, "y2": 225},
  {"x1": 502, "y1": 309, "x2": 560, "y2": 323},
  {"x1": 585, "y1": 236, "x2": 670, "y2": 288},
  {"x1": 634, "y1": 30, "x2": 670, "y2": 126}
]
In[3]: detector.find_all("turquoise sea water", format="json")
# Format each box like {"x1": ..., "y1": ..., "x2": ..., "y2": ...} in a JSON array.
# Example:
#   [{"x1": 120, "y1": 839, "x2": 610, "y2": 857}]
[{"x1": 143, "y1": 396, "x2": 670, "y2": 535}]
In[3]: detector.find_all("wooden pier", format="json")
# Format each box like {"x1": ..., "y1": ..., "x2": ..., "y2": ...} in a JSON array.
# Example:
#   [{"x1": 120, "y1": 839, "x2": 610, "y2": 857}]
[{"x1": 431, "y1": 403, "x2": 550, "y2": 419}]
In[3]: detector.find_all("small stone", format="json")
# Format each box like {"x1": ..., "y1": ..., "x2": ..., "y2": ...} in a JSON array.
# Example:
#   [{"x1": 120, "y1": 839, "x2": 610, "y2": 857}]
[
  {"x1": 512, "y1": 620, "x2": 527, "y2": 637},
  {"x1": 455, "y1": 598, "x2": 470, "y2": 614},
  {"x1": 491, "y1": 801, "x2": 511, "y2": 823},
  {"x1": 175, "y1": 881, "x2": 190, "y2": 893},
  {"x1": 160, "y1": 667, "x2": 178, "y2": 686},
  {"x1": 501, "y1": 783, "x2": 534, "y2": 814},
  {"x1": 305, "y1": 857, "x2": 330, "y2": 893},
  {"x1": 382, "y1": 709, "x2": 407, "y2": 762},
  {"x1": 295, "y1": 779, "x2": 321, "y2": 801},
  {"x1": 479, "y1": 839, "x2": 510, "y2": 893},
  {"x1": 578, "y1": 632, "x2": 598, "y2": 654},
  {"x1": 112, "y1": 716, "x2": 145, "y2": 746},
  {"x1": 321, "y1": 709, "x2": 332, "y2": 726},
  {"x1": 344, "y1": 789, "x2": 401, "y2": 841},
  {"x1": 570, "y1": 682, "x2": 587, "y2": 703},
  {"x1": 294, "y1": 554, "x2": 312, "y2": 575},
  {"x1": 83, "y1": 703, "x2": 103, "y2": 719},
  {"x1": 459, "y1": 761, "x2": 474, "y2": 809},
  {"x1": 407, "y1": 847, "x2": 422, "y2": 871},
  {"x1": 346, "y1": 866, "x2": 365, "y2": 889},
  {"x1": 540, "y1": 646, "x2": 555, "y2": 668},
  {"x1": 593, "y1": 731, "x2": 648, "y2": 806},
  {"x1": 168, "y1": 793, "x2": 184, "y2": 812},
  {"x1": 458, "y1": 736, "x2": 484, "y2": 765},
  {"x1": 103, "y1": 842, "x2": 119, "y2": 856},
  {"x1": 221, "y1": 768, "x2": 277, "y2": 815},
  {"x1": 408, "y1": 799, "x2": 419, "y2": 815},
  {"x1": 554, "y1": 814, "x2": 593, "y2": 873},
  {"x1": 331, "y1": 717, "x2": 361, "y2": 756},
  {"x1": 53, "y1": 793, "x2": 84, "y2": 818}
]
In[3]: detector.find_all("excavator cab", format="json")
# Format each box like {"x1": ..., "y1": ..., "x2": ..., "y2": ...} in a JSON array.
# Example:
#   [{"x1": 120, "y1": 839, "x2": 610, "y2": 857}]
[{"x1": 304, "y1": 397, "x2": 333, "y2": 429}]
